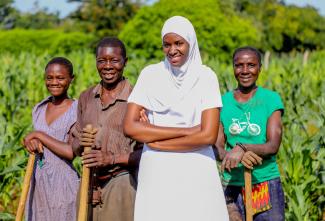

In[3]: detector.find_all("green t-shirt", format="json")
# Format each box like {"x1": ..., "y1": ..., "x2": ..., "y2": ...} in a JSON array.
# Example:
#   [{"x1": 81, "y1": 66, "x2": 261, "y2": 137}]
[{"x1": 221, "y1": 87, "x2": 284, "y2": 186}]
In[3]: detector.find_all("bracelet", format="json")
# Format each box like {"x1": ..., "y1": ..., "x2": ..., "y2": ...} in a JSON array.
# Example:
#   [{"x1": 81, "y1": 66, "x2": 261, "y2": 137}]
[{"x1": 236, "y1": 142, "x2": 247, "y2": 152}]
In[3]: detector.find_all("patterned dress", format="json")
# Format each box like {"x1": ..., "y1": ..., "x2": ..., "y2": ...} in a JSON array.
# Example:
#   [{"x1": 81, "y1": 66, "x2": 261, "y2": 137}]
[{"x1": 26, "y1": 97, "x2": 79, "y2": 221}]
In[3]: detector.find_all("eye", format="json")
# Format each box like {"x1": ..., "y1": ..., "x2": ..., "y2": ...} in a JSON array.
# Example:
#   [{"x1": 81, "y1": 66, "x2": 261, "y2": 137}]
[
  {"x1": 248, "y1": 63, "x2": 256, "y2": 68},
  {"x1": 163, "y1": 42, "x2": 170, "y2": 48},
  {"x1": 112, "y1": 59, "x2": 120, "y2": 63},
  {"x1": 234, "y1": 64, "x2": 243, "y2": 68},
  {"x1": 97, "y1": 59, "x2": 105, "y2": 64},
  {"x1": 176, "y1": 41, "x2": 183, "y2": 46}
]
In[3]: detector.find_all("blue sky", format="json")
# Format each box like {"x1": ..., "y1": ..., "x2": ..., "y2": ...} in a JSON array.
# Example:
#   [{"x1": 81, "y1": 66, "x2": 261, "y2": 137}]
[
  {"x1": 13, "y1": 0, "x2": 325, "y2": 18},
  {"x1": 13, "y1": 0, "x2": 81, "y2": 18}
]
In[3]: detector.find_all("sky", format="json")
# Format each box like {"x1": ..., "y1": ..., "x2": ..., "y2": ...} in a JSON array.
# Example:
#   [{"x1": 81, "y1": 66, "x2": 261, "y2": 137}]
[
  {"x1": 285, "y1": 0, "x2": 325, "y2": 15},
  {"x1": 13, "y1": 0, "x2": 81, "y2": 18},
  {"x1": 13, "y1": 0, "x2": 325, "y2": 18}
]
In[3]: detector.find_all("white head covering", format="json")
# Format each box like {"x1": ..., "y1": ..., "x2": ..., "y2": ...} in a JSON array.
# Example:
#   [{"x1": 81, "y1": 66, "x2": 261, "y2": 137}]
[
  {"x1": 161, "y1": 16, "x2": 202, "y2": 90},
  {"x1": 129, "y1": 16, "x2": 208, "y2": 113}
]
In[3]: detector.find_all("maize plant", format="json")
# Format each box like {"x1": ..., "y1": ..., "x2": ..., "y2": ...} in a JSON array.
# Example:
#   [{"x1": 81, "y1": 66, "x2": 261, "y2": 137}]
[{"x1": 0, "y1": 51, "x2": 324, "y2": 220}]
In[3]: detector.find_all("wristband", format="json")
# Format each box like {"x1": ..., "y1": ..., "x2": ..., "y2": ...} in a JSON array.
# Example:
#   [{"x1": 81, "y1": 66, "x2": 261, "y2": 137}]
[{"x1": 236, "y1": 142, "x2": 247, "y2": 152}]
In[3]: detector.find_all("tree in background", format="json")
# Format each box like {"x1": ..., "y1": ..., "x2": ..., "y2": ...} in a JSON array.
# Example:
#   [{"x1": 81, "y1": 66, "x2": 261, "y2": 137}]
[
  {"x1": 14, "y1": 11, "x2": 60, "y2": 29},
  {"x1": 68, "y1": 0, "x2": 142, "y2": 37},
  {"x1": 120, "y1": 0, "x2": 325, "y2": 61},
  {"x1": 1, "y1": 0, "x2": 325, "y2": 56},
  {"x1": 0, "y1": 0, "x2": 17, "y2": 29},
  {"x1": 119, "y1": 0, "x2": 260, "y2": 61},
  {"x1": 234, "y1": 0, "x2": 325, "y2": 52},
  {"x1": 0, "y1": 1, "x2": 61, "y2": 29}
]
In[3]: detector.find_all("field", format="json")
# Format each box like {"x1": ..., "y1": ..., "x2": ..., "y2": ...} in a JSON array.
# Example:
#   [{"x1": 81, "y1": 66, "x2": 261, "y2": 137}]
[{"x1": 0, "y1": 50, "x2": 324, "y2": 220}]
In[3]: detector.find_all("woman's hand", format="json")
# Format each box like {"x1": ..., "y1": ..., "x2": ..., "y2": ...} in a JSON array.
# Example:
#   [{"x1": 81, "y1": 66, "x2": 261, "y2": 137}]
[
  {"x1": 124, "y1": 103, "x2": 206, "y2": 144},
  {"x1": 241, "y1": 151, "x2": 262, "y2": 169},
  {"x1": 23, "y1": 131, "x2": 44, "y2": 153},
  {"x1": 221, "y1": 145, "x2": 245, "y2": 172},
  {"x1": 139, "y1": 108, "x2": 200, "y2": 138},
  {"x1": 139, "y1": 108, "x2": 149, "y2": 123},
  {"x1": 81, "y1": 148, "x2": 114, "y2": 168}
]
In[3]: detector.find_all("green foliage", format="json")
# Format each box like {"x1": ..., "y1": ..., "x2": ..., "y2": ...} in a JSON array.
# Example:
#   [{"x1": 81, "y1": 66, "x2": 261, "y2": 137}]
[
  {"x1": 0, "y1": 51, "x2": 148, "y2": 215},
  {"x1": 2, "y1": 0, "x2": 325, "y2": 54},
  {"x1": 0, "y1": 50, "x2": 324, "y2": 220},
  {"x1": 0, "y1": 127, "x2": 27, "y2": 215},
  {"x1": 0, "y1": 0, "x2": 17, "y2": 29},
  {"x1": 120, "y1": 0, "x2": 325, "y2": 59},
  {"x1": 266, "y1": 54, "x2": 325, "y2": 220},
  {"x1": 0, "y1": 1, "x2": 61, "y2": 30},
  {"x1": 233, "y1": 0, "x2": 325, "y2": 52},
  {"x1": 0, "y1": 0, "x2": 13, "y2": 20},
  {"x1": 0, "y1": 29, "x2": 96, "y2": 55},
  {"x1": 14, "y1": 11, "x2": 61, "y2": 29},
  {"x1": 68, "y1": 0, "x2": 141, "y2": 36},
  {"x1": 214, "y1": 51, "x2": 325, "y2": 220},
  {"x1": 119, "y1": 0, "x2": 260, "y2": 61}
]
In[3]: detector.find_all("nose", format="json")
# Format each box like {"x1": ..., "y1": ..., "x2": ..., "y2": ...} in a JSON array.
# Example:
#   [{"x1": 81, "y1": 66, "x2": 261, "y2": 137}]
[
  {"x1": 102, "y1": 60, "x2": 113, "y2": 69},
  {"x1": 49, "y1": 78, "x2": 59, "y2": 85},
  {"x1": 242, "y1": 64, "x2": 249, "y2": 74},
  {"x1": 169, "y1": 45, "x2": 178, "y2": 56}
]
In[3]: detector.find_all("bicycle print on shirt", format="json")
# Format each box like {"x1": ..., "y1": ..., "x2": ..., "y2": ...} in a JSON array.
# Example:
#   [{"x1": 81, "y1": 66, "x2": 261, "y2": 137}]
[{"x1": 229, "y1": 112, "x2": 261, "y2": 136}]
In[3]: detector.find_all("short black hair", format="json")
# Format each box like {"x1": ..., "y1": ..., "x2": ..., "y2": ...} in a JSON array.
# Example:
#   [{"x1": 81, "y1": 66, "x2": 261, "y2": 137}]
[
  {"x1": 96, "y1": 37, "x2": 127, "y2": 59},
  {"x1": 45, "y1": 57, "x2": 74, "y2": 77},
  {"x1": 233, "y1": 46, "x2": 262, "y2": 67}
]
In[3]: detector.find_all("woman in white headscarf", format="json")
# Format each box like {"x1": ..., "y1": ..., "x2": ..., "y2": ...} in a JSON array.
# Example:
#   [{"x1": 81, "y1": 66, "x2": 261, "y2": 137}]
[{"x1": 124, "y1": 16, "x2": 229, "y2": 221}]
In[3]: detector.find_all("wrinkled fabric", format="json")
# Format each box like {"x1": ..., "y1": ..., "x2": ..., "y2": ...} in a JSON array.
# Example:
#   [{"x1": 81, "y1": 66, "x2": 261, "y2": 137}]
[
  {"x1": 72, "y1": 80, "x2": 138, "y2": 221},
  {"x1": 129, "y1": 16, "x2": 228, "y2": 221},
  {"x1": 26, "y1": 98, "x2": 79, "y2": 221}
]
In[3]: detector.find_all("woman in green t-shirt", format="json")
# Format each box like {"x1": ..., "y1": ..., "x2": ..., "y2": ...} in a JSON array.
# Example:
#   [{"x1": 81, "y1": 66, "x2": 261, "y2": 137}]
[{"x1": 215, "y1": 46, "x2": 285, "y2": 221}]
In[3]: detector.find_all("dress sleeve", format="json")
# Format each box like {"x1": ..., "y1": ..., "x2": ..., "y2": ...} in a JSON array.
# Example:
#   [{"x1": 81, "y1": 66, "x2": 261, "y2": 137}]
[
  {"x1": 201, "y1": 68, "x2": 223, "y2": 111},
  {"x1": 127, "y1": 67, "x2": 151, "y2": 109},
  {"x1": 267, "y1": 92, "x2": 284, "y2": 117}
]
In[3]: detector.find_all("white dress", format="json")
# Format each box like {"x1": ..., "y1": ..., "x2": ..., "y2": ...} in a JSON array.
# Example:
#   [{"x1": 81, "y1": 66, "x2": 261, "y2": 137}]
[{"x1": 128, "y1": 62, "x2": 229, "y2": 221}]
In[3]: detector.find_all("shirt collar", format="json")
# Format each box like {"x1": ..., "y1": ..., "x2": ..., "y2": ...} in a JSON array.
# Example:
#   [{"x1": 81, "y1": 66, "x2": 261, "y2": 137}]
[
  {"x1": 35, "y1": 96, "x2": 52, "y2": 108},
  {"x1": 92, "y1": 78, "x2": 131, "y2": 102}
]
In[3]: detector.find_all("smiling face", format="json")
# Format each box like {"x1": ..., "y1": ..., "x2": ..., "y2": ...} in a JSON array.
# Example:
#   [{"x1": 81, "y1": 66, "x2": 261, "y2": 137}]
[
  {"x1": 233, "y1": 50, "x2": 261, "y2": 89},
  {"x1": 45, "y1": 63, "x2": 73, "y2": 97},
  {"x1": 96, "y1": 46, "x2": 127, "y2": 86},
  {"x1": 163, "y1": 33, "x2": 190, "y2": 67}
]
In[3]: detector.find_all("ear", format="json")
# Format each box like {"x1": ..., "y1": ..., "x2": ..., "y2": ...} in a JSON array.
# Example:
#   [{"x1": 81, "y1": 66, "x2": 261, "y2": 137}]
[
  {"x1": 70, "y1": 74, "x2": 75, "y2": 83},
  {"x1": 124, "y1": 57, "x2": 128, "y2": 66}
]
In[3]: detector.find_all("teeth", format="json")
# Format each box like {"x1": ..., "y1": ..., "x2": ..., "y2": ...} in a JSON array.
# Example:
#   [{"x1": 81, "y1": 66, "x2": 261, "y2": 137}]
[{"x1": 241, "y1": 77, "x2": 251, "y2": 82}]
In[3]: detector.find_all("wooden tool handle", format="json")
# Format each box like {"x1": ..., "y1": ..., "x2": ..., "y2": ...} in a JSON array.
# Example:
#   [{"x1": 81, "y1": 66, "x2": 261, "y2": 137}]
[
  {"x1": 244, "y1": 168, "x2": 253, "y2": 221},
  {"x1": 78, "y1": 124, "x2": 93, "y2": 221},
  {"x1": 15, "y1": 153, "x2": 36, "y2": 221}
]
